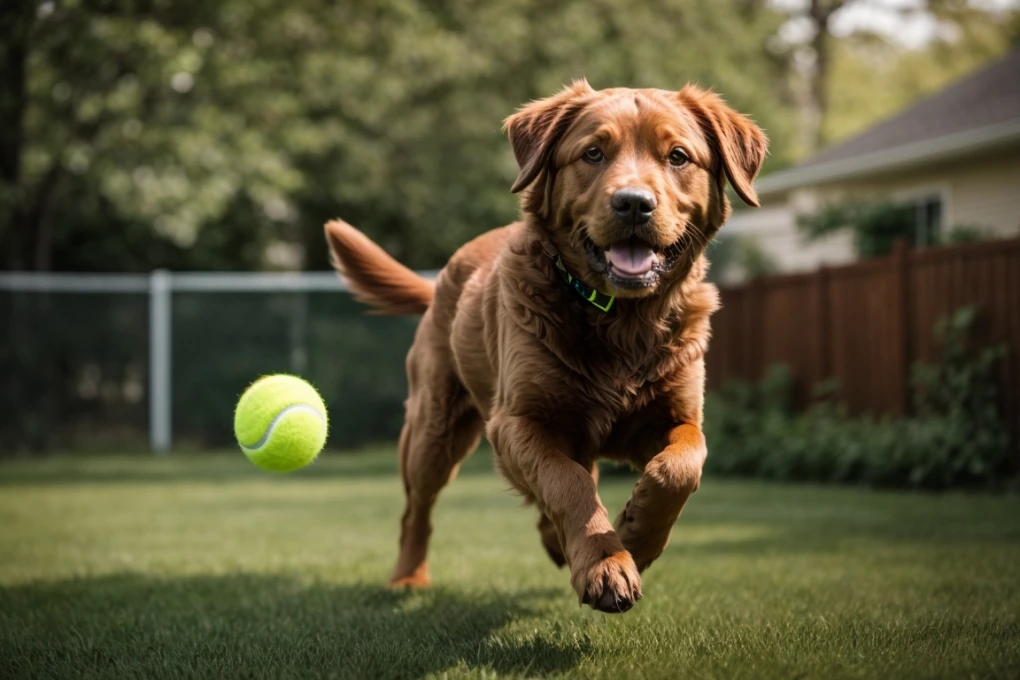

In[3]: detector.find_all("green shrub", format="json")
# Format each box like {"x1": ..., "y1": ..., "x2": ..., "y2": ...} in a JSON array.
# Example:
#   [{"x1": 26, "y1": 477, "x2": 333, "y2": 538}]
[
  {"x1": 941, "y1": 225, "x2": 988, "y2": 245},
  {"x1": 797, "y1": 199, "x2": 918, "y2": 257},
  {"x1": 704, "y1": 306, "x2": 1012, "y2": 490}
]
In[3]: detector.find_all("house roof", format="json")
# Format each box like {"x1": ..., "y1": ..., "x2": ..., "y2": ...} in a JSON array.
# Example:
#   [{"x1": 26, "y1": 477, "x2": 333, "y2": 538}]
[{"x1": 757, "y1": 49, "x2": 1020, "y2": 196}]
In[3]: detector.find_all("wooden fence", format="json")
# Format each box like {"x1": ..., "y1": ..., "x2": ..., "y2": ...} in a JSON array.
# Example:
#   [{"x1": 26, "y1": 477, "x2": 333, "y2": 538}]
[{"x1": 706, "y1": 238, "x2": 1020, "y2": 440}]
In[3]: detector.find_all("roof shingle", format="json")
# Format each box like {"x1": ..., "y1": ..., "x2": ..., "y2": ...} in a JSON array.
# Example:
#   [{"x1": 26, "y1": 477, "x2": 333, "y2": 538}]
[
  {"x1": 755, "y1": 49, "x2": 1020, "y2": 196},
  {"x1": 805, "y1": 49, "x2": 1020, "y2": 167}
]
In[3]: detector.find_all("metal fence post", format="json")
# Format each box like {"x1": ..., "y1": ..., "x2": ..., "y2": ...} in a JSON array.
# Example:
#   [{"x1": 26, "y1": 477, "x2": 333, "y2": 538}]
[{"x1": 149, "y1": 269, "x2": 172, "y2": 453}]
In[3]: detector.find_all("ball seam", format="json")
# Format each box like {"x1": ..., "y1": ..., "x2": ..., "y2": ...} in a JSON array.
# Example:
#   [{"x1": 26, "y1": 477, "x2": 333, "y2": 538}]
[{"x1": 238, "y1": 403, "x2": 326, "y2": 452}]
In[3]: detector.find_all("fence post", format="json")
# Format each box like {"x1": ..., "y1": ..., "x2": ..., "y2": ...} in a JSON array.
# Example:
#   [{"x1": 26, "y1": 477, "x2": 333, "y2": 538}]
[
  {"x1": 892, "y1": 240, "x2": 912, "y2": 415},
  {"x1": 149, "y1": 269, "x2": 172, "y2": 453},
  {"x1": 815, "y1": 266, "x2": 830, "y2": 384}
]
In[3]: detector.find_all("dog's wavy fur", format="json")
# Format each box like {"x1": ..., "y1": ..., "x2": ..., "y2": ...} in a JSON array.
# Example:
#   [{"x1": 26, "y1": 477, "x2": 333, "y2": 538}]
[{"x1": 325, "y1": 80, "x2": 767, "y2": 613}]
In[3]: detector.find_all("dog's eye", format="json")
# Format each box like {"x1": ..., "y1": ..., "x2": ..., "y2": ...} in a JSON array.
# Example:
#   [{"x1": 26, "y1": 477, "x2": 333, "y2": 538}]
[
  {"x1": 583, "y1": 146, "x2": 605, "y2": 164},
  {"x1": 668, "y1": 147, "x2": 690, "y2": 167}
]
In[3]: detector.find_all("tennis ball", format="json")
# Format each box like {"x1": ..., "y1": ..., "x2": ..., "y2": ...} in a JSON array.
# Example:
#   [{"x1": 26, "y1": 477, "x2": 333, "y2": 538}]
[{"x1": 234, "y1": 374, "x2": 328, "y2": 472}]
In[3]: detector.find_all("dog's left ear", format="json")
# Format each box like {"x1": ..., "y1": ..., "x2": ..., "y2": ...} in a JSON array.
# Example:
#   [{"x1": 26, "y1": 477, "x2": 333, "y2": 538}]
[
  {"x1": 679, "y1": 86, "x2": 768, "y2": 207},
  {"x1": 504, "y1": 79, "x2": 596, "y2": 195}
]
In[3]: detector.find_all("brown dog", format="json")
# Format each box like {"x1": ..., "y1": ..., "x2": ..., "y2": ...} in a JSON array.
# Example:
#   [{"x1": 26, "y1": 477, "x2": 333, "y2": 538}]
[{"x1": 325, "y1": 79, "x2": 767, "y2": 613}]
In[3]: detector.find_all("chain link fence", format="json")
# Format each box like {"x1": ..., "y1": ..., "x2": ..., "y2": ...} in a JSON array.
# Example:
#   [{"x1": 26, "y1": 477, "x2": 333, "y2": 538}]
[{"x1": 1, "y1": 272, "x2": 421, "y2": 454}]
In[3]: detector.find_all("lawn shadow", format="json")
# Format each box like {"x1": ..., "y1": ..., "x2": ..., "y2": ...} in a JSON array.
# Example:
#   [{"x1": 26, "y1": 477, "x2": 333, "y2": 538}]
[
  {"x1": 663, "y1": 512, "x2": 983, "y2": 560},
  {"x1": 0, "y1": 448, "x2": 499, "y2": 487},
  {"x1": 668, "y1": 530, "x2": 843, "y2": 559},
  {"x1": 0, "y1": 573, "x2": 584, "y2": 679}
]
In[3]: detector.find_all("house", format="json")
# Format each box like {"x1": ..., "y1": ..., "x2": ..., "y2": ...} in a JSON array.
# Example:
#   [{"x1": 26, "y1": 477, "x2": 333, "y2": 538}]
[{"x1": 722, "y1": 49, "x2": 1020, "y2": 281}]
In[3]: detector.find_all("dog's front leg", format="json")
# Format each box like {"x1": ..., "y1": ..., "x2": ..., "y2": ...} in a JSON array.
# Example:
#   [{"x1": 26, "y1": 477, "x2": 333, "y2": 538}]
[
  {"x1": 487, "y1": 413, "x2": 642, "y2": 613},
  {"x1": 614, "y1": 423, "x2": 706, "y2": 572}
]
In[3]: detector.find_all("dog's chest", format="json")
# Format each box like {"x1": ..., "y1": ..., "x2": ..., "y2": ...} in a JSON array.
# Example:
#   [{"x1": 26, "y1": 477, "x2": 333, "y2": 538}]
[
  {"x1": 557, "y1": 346, "x2": 679, "y2": 447},
  {"x1": 582, "y1": 358, "x2": 663, "y2": 410}
]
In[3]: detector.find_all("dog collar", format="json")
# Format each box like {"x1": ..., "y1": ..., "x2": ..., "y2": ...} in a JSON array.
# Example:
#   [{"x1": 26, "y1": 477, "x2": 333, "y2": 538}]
[{"x1": 548, "y1": 253, "x2": 615, "y2": 313}]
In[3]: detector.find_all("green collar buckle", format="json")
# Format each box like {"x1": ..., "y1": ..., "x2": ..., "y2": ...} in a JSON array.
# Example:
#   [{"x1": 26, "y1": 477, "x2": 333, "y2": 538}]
[{"x1": 549, "y1": 253, "x2": 615, "y2": 313}]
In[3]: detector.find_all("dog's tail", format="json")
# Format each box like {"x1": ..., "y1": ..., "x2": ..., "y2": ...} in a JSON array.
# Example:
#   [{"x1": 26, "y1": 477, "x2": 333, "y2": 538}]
[{"x1": 324, "y1": 220, "x2": 435, "y2": 316}]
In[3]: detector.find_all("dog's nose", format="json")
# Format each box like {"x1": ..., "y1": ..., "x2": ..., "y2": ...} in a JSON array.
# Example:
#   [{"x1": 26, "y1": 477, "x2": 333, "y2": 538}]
[{"x1": 611, "y1": 188, "x2": 657, "y2": 225}]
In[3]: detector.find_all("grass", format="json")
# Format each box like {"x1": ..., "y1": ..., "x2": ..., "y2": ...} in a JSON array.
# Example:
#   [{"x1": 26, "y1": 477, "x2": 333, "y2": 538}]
[{"x1": 1, "y1": 448, "x2": 1018, "y2": 679}]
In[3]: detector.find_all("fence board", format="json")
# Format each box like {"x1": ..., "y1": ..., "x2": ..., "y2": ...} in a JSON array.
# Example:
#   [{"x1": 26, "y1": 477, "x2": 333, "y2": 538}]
[
  {"x1": 827, "y1": 260, "x2": 903, "y2": 414},
  {"x1": 707, "y1": 238, "x2": 1020, "y2": 460},
  {"x1": 759, "y1": 277, "x2": 820, "y2": 404}
]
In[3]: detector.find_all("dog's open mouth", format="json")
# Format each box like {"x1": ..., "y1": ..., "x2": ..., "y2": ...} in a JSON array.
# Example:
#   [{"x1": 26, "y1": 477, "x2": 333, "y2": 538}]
[{"x1": 584, "y1": 235, "x2": 684, "y2": 289}]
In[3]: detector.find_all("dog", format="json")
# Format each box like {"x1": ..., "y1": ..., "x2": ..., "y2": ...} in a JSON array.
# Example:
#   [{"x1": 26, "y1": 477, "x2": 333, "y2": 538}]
[{"x1": 325, "y1": 79, "x2": 767, "y2": 613}]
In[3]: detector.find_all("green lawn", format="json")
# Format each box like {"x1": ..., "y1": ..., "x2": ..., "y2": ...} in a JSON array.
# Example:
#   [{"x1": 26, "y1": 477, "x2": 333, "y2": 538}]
[{"x1": 1, "y1": 449, "x2": 1018, "y2": 679}]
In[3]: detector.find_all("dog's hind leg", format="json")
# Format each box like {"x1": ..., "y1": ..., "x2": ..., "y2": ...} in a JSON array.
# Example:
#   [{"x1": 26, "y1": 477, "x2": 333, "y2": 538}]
[
  {"x1": 389, "y1": 337, "x2": 483, "y2": 588},
  {"x1": 536, "y1": 513, "x2": 566, "y2": 568}
]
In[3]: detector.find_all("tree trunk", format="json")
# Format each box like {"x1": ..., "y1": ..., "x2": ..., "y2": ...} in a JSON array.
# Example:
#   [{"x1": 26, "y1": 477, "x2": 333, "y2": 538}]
[
  {"x1": 805, "y1": 0, "x2": 849, "y2": 154},
  {"x1": 0, "y1": 1, "x2": 34, "y2": 270},
  {"x1": 28, "y1": 162, "x2": 63, "y2": 271}
]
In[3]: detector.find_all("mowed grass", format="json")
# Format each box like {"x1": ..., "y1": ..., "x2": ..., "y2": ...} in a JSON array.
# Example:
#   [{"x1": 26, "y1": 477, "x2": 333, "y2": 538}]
[{"x1": 1, "y1": 449, "x2": 1018, "y2": 680}]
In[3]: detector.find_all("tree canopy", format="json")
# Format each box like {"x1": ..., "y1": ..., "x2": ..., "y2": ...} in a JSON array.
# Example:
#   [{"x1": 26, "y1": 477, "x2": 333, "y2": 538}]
[{"x1": 1, "y1": 0, "x2": 1016, "y2": 272}]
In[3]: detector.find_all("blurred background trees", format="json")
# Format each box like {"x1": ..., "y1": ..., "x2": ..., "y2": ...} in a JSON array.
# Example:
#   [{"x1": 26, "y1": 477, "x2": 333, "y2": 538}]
[{"x1": 1, "y1": 0, "x2": 1017, "y2": 273}]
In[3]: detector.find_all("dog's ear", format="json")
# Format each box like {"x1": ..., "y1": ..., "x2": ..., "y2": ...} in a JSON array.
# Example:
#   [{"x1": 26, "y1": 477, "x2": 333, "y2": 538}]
[
  {"x1": 679, "y1": 85, "x2": 768, "y2": 207},
  {"x1": 503, "y1": 79, "x2": 595, "y2": 195}
]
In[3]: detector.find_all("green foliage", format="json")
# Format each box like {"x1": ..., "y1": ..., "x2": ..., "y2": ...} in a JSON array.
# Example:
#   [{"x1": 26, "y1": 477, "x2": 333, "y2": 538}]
[
  {"x1": 909, "y1": 305, "x2": 1010, "y2": 481},
  {"x1": 704, "y1": 234, "x2": 778, "y2": 283},
  {"x1": 704, "y1": 306, "x2": 1012, "y2": 490},
  {"x1": 798, "y1": 198, "x2": 995, "y2": 257},
  {"x1": 797, "y1": 198, "x2": 917, "y2": 258},
  {"x1": 735, "y1": 235, "x2": 779, "y2": 279},
  {"x1": 1, "y1": 0, "x2": 798, "y2": 272},
  {"x1": 824, "y1": 2, "x2": 1020, "y2": 145},
  {"x1": 942, "y1": 224, "x2": 988, "y2": 245},
  {"x1": 4, "y1": 2, "x2": 1016, "y2": 272},
  {"x1": 704, "y1": 234, "x2": 738, "y2": 284}
]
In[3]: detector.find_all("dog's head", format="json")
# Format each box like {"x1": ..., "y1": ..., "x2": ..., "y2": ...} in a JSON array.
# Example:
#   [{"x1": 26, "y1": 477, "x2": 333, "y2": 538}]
[{"x1": 504, "y1": 80, "x2": 767, "y2": 298}]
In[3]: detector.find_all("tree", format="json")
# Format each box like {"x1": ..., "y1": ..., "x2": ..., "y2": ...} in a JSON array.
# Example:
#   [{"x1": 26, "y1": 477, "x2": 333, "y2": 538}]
[
  {"x1": 1, "y1": 1, "x2": 42, "y2": 269},
  {"x1": 1, "y1": 0, "x2": 271, "y2": 272},
  {"x1": 770, "y1": 0, "x2": 856, "y2": 154},
  {"x1": 773, "y1": 0, "x2": 1020, "y2": 155},
  {"x1": 2, "y1": 0, "x2": 797, "y2": 272}
]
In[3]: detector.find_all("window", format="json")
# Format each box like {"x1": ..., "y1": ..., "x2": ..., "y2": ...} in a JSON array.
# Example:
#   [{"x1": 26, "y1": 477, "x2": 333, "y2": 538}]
[{"x1": 907, "y1": 194, "x2": 943, "y2": 248}]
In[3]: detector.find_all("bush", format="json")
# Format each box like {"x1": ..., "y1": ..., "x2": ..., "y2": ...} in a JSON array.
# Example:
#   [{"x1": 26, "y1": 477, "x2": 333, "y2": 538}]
[
  {"x1": 797, "y1": 199, "x2": 919, "y2": 258},
  {"x1": 703, "y1": 307, "x2": 1012, "y2": 490},
  {"x1": 941, "y1": 225, "x2": 988, "y2": 245}
]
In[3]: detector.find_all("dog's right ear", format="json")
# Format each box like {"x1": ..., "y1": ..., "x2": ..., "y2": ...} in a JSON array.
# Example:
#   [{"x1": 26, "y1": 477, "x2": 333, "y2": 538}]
[{"x1": 503, "y1": 79, "x2": 595, "y2": 195}]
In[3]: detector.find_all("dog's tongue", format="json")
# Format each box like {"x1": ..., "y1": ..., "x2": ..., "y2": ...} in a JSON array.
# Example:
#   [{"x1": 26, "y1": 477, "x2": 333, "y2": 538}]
[{"x1": 606, "y1": 240, "x2": 656, "y2": 276}]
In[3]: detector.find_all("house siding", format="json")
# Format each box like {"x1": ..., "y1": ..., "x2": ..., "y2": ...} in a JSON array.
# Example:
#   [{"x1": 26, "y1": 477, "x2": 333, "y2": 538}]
[
  {"x1": 944, "y1": 152, "x2": 1020, "y2": 236},
  {"x1": 724, "y1": 145, "x2": 1020, "y2": 280},
  {"x1": 832, "y1": 147, "x2": 1020, "y2": 238},
  {"x1": 721, "y1": 204, "x2": 854, "y2": 281}
]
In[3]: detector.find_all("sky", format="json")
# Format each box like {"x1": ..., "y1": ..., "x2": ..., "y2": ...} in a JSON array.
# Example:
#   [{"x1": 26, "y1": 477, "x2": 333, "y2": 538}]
[{"x1": 773, "y1": 0, "x2": 1019, "y2": 48}]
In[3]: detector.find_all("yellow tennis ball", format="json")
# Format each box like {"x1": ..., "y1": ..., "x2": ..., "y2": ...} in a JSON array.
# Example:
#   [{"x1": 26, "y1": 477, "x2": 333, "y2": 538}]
[{"x1": 234, "y1": 374, "x2": 328, "y2": 472}]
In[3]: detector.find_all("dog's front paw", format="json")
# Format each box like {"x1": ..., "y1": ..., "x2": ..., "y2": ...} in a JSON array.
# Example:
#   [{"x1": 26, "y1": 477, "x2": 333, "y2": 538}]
[{"x1": 572, "y1": 551, "x2": 642, "y2": 613}]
